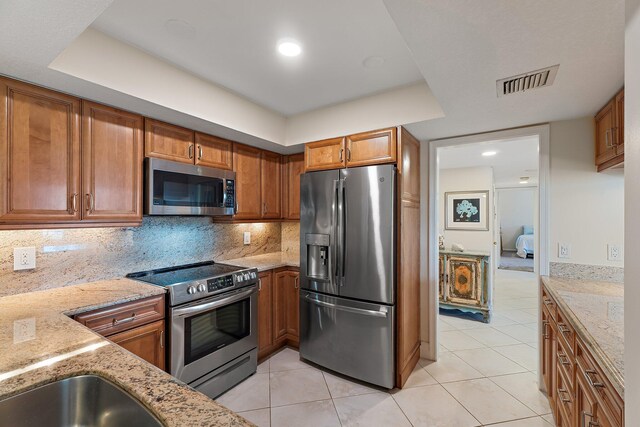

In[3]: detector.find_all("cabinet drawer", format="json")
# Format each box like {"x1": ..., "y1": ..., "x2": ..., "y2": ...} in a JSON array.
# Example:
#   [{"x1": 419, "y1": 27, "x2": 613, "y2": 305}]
[
  {"x1": 556, "y1": 364, "x2": 574, "y2": 422},
  {"x1": 556, "y1": 330, "x2": 575, "y2": 393},
  {"x1": 556, "y1": 306, "x2": 575, "y2": 356},
  {"x1": 576, "y1": 338, "x2": 623, "y2": 427},
  {"x1": 541, "y1": 286, "x2": 556, "y2": 320},
  {"x1": 75, "y1": 295, "x2": 165, "y2": 337}
]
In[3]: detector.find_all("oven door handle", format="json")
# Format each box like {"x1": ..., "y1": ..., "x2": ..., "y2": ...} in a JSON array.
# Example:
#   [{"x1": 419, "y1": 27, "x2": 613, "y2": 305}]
[{"x1": 172, "y1": 286, "x2": 256, "y2": 317}]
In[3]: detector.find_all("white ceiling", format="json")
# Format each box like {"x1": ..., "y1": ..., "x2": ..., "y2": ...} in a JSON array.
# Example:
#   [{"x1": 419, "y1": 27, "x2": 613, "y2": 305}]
[
  {"x1": 383, "y1": 0, "x2": 625, "y2": 141},
  {"x1": 92, "y1": 0, "x2": 424, "y2": 115},
  {"x1": 439, "y1": 137, "x2": 539, "y2": 187}
]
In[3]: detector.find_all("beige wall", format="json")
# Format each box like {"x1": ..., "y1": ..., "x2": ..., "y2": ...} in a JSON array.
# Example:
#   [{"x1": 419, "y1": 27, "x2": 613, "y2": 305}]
[
  {"x1": 498, "y1": 187, "x2": 536, "y2": 251},
  {"x1": 549, "y1": 118, "x2": 624, "y2": 267}
]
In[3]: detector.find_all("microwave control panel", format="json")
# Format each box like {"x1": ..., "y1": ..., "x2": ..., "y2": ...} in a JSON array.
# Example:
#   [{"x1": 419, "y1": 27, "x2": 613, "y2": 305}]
[{"x1": 224, "y1": 180, "x2": 235, "y2": 208}]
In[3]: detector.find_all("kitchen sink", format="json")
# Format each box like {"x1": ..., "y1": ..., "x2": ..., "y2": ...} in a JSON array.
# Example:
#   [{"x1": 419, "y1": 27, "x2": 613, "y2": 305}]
[{"x1": 0, "y1": 375, "x2": 163, "y2": 427}]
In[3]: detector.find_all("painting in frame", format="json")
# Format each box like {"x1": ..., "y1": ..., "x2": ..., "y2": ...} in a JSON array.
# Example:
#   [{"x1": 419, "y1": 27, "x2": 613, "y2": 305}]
[{"x1": 445, "y1": 191, "x2": 489, "y2": 231}]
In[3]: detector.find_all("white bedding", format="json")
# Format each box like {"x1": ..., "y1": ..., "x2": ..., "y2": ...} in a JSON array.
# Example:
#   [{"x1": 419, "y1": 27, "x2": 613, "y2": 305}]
[{"x1": 516, "y1": 234, "x2": 534, "y2": 258}]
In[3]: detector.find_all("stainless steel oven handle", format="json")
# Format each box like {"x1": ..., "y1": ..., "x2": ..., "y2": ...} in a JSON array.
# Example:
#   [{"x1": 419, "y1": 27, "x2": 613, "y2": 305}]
[
  {"x1": 173, "y1": 286, "x2": 256, "y2": 317},
  {"x1": 303, "y1": 294, "x2": 388, "y2": 318}
]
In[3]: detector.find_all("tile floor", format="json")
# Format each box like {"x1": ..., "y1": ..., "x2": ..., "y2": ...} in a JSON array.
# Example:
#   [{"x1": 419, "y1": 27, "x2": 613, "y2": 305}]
[{"x1": 216, "y1": 269, "x2": 553, "y2": 426}]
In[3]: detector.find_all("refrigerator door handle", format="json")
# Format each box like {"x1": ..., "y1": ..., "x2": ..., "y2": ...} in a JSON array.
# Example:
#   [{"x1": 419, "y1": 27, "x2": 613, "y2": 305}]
[
  {"x1": 333, "y1": 179, "x2": 340, "y2": 280},
  {"x1": 341, "y1": 180, "x2": 347, "y2": 278},
  {"x1": 336, "y1": 178, "x2": 346, "y2": 284},
  {"x1": 303, "y1": 294, "x2": 389, "y2": 318}
]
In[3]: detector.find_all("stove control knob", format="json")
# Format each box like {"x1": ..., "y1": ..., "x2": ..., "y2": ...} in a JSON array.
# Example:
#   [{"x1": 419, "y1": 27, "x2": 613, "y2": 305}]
[
  {"x1": 187, "y1": 285, "x2": 197, "y2": 295},
  {"x1": 237, "y1": 274, "x2": 244, "y2": 282},
  {"x1": 197, "y1": 283, "x2": 206, "y2": 293},
  {"x1": 244, "y1": 273, "x2": 250, "y2": 280},
  {"x1": 250, "y1": 272, "x2": 257, "y2": 279}
]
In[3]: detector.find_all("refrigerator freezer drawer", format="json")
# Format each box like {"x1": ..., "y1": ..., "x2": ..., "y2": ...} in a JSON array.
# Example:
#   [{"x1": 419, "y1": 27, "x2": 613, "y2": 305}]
[{"x1": 299, "y1": 291, "x2": 395, "y2": 389}]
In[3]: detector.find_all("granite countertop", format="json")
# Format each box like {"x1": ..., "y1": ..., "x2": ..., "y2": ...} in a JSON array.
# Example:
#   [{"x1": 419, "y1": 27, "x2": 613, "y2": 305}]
[
  {"x1": 222, "y1": 251, "x2": 300, "y2": 272},
  {"x1": 0, "y1": 279, "x2": 251, "y2": 427},
  {"x1": 541, "y1": 276, "x2": 624, "y2": 397}
]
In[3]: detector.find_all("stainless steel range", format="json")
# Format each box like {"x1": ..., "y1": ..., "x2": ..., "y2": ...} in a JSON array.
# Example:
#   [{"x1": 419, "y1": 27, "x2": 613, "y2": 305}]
[{"x1": 127, "y1": 261, "x2": 259, "y2": 399}]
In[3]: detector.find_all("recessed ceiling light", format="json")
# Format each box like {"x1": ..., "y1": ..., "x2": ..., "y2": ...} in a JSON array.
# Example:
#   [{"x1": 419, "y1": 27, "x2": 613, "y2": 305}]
[
  {"x1": 277, "y1": 40, "x2": 302, "y2": 57},
  {"x1": 519, "y1": 180, "x2": 529, "y2": 184},
  {"x1": 482, "y1": 151, "x2": 497, "y2": 157}
]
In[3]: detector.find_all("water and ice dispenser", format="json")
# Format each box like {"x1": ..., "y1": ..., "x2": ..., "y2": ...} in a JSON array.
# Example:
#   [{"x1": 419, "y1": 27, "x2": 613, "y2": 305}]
[{"x1": 305, "y1": 234, "x2": 330, "y2": 280}]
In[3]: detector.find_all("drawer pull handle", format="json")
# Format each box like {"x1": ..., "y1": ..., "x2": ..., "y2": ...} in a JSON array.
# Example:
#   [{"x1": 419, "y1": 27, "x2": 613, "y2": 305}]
[
  {"x1": 558, "y1": 323, "x2": 571, "y2": 334},
  {"x1": 584, "y1": 370, "x2": 604, "y2": 388},
  {"x1": 582, "y1": 411, "x2": 599, "y2": 427},
  {"x1": 557, "y1": 387, "x2": 571, "y2": 403},
  {"x1": 542, "y1": 320, "x2": 550, "y2": 339},
  {"x1": 113, "y1": 313, "x2": 136, "y2": 326},
  {"x1": 557, "y1": 352, "x2": 571, "y2": 366},
  {"x1": 543, "y1": 297, "x2": 553, "y2": 306}
]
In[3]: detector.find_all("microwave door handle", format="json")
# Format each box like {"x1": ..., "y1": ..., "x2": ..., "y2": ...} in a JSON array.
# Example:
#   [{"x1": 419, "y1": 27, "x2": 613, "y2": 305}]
[{"x1": 172, "y1": 287, "x2": 255, "y2": 317}]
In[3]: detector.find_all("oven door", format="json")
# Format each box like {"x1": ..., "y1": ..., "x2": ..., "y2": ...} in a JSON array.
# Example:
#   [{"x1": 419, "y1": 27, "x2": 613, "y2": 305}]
[
  {"x1": 169, "y1": 285, "x2": 257, "y2": 384},
  {"x1": 146, "y1": 158, "x2": 235, "y2": 216}
]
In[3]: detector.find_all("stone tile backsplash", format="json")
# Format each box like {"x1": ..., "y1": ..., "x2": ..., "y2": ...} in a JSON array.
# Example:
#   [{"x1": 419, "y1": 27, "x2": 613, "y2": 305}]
[
  {"x1": 281, "y1": 221, "x2": 300, "y2": 255},
  {"x1": 0, "y1": 217, "x2": 282, "y2": 296}
]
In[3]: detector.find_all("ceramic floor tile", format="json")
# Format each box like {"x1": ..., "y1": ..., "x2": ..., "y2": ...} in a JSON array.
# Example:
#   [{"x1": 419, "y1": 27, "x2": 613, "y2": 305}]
[
  {"x1": 269, "y1": 347, "x2": 312, "y2": 372},
  {"x1": 494, "y1": 344, "x2": 538, "y2": 371},
  {"x1": 238, "y1": 408, "x2": 271, "y2": 427},
  {"x1": 500, "y1": 309, "x2": 538, "y2": 324},
  {"x1": 257, "y1": 359, "x2": 270, "y2": 374},
  {"x1": 490, "y1": 372, "x2": 552, "y2": 415},
  {"x1": 439, "y1": 330, "x2": 486, "y2": 351},
  {"x1": 420, "y1": 352, "x2": 484, "y2": 383},
  {"x1": 462, "y1": 327, "x2": 521, "y2": 347},
  {"x1": 487, "y1": 313, "x2": 519, "y2": 327},
  {"x1": 542, "y1": 413, "x2": 555, "y2": 424},
  {"x1": 392, "y1": 384, "x2": 479, "y2": 427},
  {"x1": 439, "y1": 315, "x2": 488, "y2": 330},
  {"x1": 323, "y1": 371, "x2": 380, "y2": 398},
  {"x1": 438, "y1": 321, "x2": 457, "y2": 332},
  {"x1": 402, "y1": 364, "x2": 438, "y2": 388},
  {"x1": 494, "y1": 324, "x2": 539, "y2": 344},
  {"x1": 216, "y1": 373, "x2": 270, "y2": 412},
  {"x1": 333, "y1": 392, "x2": 411, "y2": 427},
  {"x1": 453, "y1": 348, "x2": 528, "y2": 376},
  {"x1": 443, "y1": 378, "x2": 536, "y2": 425},
  {"x1": 491, "y1": 416, "x2": 554, "y2": 426},
  {"x1": 270, "y1": 368, "x2": 330, "y2": 407},
  {"x1": 270, "y1": 399, "x2": 341, "y2": 427}
]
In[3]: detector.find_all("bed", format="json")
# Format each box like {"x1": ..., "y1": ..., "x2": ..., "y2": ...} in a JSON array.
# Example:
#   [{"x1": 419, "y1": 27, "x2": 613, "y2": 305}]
[{"x1": 515, "y1": 226, "x2": 534, "y2": 258}]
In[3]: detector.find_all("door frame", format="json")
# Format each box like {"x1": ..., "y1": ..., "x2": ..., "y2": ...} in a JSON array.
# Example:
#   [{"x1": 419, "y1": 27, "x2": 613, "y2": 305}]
[{"x1": 421, "y1": 124, "x2": 550, "y2": 361}]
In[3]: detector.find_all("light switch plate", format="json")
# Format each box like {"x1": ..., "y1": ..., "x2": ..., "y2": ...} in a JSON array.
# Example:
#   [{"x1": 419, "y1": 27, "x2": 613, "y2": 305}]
[
  {"x1": 243, "y1": 231, "x2": 251, "y2": 245},
  {"x1": 558, "y1": 243, "x2": 571, "y2": 259},
  {"x1": 14, "y1": 247, "x2": 36, "y2": 270}
]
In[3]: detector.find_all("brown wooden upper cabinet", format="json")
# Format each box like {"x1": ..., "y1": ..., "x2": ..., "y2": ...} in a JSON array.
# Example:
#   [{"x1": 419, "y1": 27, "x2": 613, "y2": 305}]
[
  {"x1": 304, "y1": 127, "x2": 397, "y2": 171},
  {"x1": 233, "y1": 143, "x2": 263, "y2": 219},
  {"x1": 304, "y1": 137, "x2": 346, "y2": 171},
  {"x1": 82, "y1": 101, "x2": 143, "y2": 222},
  {"x1": 346, "y1": 128, "x2": 397, "y2": 167},
  {"x1": 0, "y1": 78, "x2": 82, "y2": 224},
  {"x1": 595, "y1": 88, "x2": 624, "y2": 172},
  {"x1": 194, "y1": 132, "x2": 233, "y2": 170},
  {"x1": 144, "y1": 118, "x2": 195, "y2": 164},
  {"x1": 283, "y1": 153, "x2": 304, "y2": 220},
  {"x1": 261, "y1": 151, "x2": 282, "y2": 218}
]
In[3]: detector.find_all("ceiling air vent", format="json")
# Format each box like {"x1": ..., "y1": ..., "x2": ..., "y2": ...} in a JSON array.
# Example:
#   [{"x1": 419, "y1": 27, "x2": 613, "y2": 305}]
[{"x1": 497, "y1": 65, "x2": 559, "y2": 97}]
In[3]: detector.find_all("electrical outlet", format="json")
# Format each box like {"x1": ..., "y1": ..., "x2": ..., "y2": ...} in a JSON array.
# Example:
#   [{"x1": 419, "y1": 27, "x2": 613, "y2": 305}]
[
  {"x1": 13, "y1": 318, "x2": 36, "y2": 343},
  {"x1": 558, "y1": 243, "x2": 571, "y2": 259},
  {"x1": 608, "y1": 244, "x2": 623, "y2": 261},
  {"x1": 13, "y1": 247, "x2": 36, "y2": 270},
  {"x1": 243, "y1": 231, "x2": 251, "y2": 245}
]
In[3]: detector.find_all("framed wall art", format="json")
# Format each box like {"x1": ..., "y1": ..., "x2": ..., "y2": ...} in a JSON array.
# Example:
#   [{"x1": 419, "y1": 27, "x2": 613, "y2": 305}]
[{"x1": 445, "y1": 191, "x2": 489, "y2": 231}]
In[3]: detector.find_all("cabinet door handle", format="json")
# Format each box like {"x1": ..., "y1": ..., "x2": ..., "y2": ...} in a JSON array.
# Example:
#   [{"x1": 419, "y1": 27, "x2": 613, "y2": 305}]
[
  {"x1": 542, "y1": 320, "x2": 550, "y2": 339},
  {"x1": 294, "y1": 276, "x2": 299, "y2": 289},
  {"x1": 188, "y1": 144, "x2": 194, "y2": 159},
  {"x1": 584, "y1": 369, "x2": 604, "y2": 388},
  {"x1": 85, "y1": 193, "x2": 95, "y2": 212},
  {"x1": 198, "y1": 144, "x2": 203, "y2": 160},
  {"x1": 543, "y1": 297, "x2": 553, "y2": 307},
  {"x1": 346, "y1": 147, "x2": 351, "y2": 161},
  {"x1": 70, "y1": 193, "x2": 78, "y2": 213},
  {"x1": 557, "y1": 351, "x2": 570, "y2": 366},
  {"x1": 339, "y1": 148, "x2": 343, "y2": 162},
  {"x1": 557, "y1": 388, "x2": 571, "y2": 403},
  {"x1": 263, "y1": 202, "x2": 267, "y2": 215},
  {"x1": 582, "y1": 411, "x2": 599, "y2": 427},
  {"x1": 558, "y1": 323, "x2": 571, "y2": 335},
  {"x1": 160, "y1": 330, "x2": 164, "y2": 349},
  {"x1": 258, "y1": 278, "x2": 262, "y2": 291}
]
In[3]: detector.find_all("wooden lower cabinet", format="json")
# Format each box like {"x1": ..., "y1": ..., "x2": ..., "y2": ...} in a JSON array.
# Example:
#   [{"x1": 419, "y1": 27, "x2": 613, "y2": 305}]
[
  {"x1": 257, "y1": 267, "x2": 299, "y2": 361},
  {"x1": 540, "y1": 282, "x2": 624, "y2": 427},
  {"x1": 74, "y1": 295, "x2": 166, "y2": 371},
  {"x1": 109, "y1": 320, "x2": 165, "y2": 370}
]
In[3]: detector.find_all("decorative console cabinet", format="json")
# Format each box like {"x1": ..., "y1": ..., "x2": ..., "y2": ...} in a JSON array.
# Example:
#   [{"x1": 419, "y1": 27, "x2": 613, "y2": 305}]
[{"x1": 438, "y1": 250, "x2": 492, "y2": 322}]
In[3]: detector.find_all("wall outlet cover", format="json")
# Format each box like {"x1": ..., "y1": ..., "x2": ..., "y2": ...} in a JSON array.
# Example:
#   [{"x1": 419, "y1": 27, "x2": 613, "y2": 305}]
[
  {"x1": 608, "y1": 244, "x2": 623, "y2": 261},
  {"x1": 558, "y1": 243, "x2": 571, "y2": 259},
  {"x1": 13, "y1": 247, "x2": 36, "y2": 270},
  {"x1": 243, "y1": 231, "x2": 251, "y2": 245}
]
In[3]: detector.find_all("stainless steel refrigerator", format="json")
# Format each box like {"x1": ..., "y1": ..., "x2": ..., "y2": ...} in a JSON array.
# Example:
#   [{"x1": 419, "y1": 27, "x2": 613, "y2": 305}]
[{"x1": 299, "y1": 164, "x2": 396, "y2": 389}]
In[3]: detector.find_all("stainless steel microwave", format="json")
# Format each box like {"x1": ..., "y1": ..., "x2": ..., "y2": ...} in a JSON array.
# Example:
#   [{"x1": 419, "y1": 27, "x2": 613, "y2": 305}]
[{"x1": 145, "y1": 158, "x2": 236, "y2": 216}]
